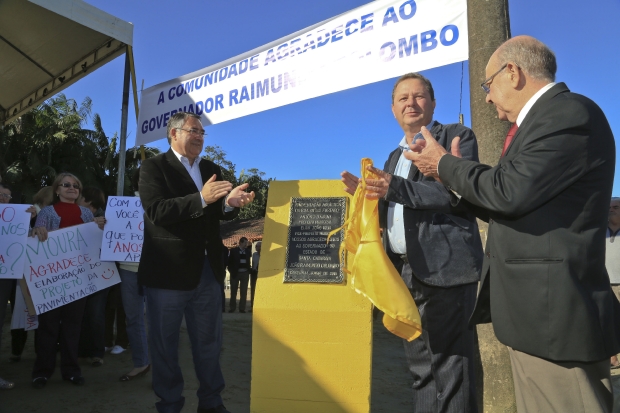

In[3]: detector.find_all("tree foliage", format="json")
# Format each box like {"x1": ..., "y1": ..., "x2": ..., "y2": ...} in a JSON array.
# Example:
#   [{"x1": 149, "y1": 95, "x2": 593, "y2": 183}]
[
  {"x1": 203, "y1": 145, "x2": 272, "y2": 220},
  {"x1": 0, "y1": 93, "x2": 160, "y2": 201}
]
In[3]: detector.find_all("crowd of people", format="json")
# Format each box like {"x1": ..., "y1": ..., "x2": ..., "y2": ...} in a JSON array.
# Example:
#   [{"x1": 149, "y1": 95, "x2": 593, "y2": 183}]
[
  {"x1": 1, "y1": 34, "x2": 619, "y2": 413},
  {"x1": 0, "y1": 174, "x2": 135, "y2": 390},
  {"x1": 0, "y1": 168, "x2": 261, "y2": 397}
]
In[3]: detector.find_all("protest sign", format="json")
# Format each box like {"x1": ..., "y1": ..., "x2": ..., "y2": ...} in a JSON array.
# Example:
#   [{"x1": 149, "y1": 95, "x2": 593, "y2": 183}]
[
  {"x1": 11, "y1": 283, "x2": 38, "y2": 331},
  {"x1": 0, "y1": 204, "x2": 32, "y2": 279},
  {"x1": 100, "y1": 196, "x2": 144, "y2": 262},
  {"x1": 136, "y1": 0, "x2": 468, "y2": 145},
  {"x1": 23, "y1": 222, "x2": 120, "y2": 315}
]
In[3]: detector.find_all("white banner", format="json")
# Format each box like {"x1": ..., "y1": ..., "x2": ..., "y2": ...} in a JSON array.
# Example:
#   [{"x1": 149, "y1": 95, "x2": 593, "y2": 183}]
[
  {"x1": 0, "y1": 204, "x2": 32, "y2": 279},
  {"x1": 23, "y1": 222, "x2": 121, "y2": 315},
  {"x1": 100, "y1": 196, "x2": 144, "y2": 262},
  {"x1": 136, "y1": 0, "x2": 468, "y2": 145}
]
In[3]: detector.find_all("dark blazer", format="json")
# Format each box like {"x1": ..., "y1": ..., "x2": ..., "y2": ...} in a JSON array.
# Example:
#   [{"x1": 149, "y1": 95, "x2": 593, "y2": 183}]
[
  {"x1": 138, "y1": 149, "x2": 238, "y2": 290},
  {"x1": 439, "y1": 83, "x2": 620, "y2": 362},
  {"x1": 227, "y1": 247, "x2": 252, "y2": 278},
  {"x1": 379, "y1": 121, "x2": 483, "y2": 287}
]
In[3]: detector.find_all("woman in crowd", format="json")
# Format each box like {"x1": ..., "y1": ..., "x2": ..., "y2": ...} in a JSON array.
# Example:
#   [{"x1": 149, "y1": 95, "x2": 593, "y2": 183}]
[
  {"x1": 8, "y1": 186, "x2": 55, "y2": 364},
  {"x1": 77, "y1": 187, "x2": 110, "y2": 366},
  {"x1": 117, "y1": 169, "x2": 150, "y2": 381},
  {"x1": 0, "y1": 182, "x2": 36, "y2": 389},
  {"x1": 30, "y1": 173, "x2": 105, "y2": 388}
]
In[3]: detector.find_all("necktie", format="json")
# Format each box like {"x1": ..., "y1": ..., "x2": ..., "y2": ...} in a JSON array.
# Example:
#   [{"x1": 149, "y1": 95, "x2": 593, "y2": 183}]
[{"x1": 501, "y1": 123, "x2": 518, "y2": 157}]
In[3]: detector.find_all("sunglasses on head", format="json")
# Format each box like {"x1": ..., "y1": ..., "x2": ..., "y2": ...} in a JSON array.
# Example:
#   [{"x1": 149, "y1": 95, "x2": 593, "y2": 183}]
[{"x1": 60, "y1": 182, "x2": 80, "y2": 189}]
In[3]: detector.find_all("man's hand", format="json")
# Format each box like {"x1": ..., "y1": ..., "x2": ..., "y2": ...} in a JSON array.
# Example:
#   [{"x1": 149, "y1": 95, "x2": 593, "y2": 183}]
[
  {"x1": 201, "y1": 174, "x2": 233, "y2": 205},
  {"x1": 364, "y1": 166, "x2": 392, "y2": 199},
  {"x1": 340, "y1": 168, "x2": 392, "y2": 199},
  {"x1": 450, "y1": 136, "x2": 462, "y2": 158},
  {"x1": 226, "y1": 183, "x2": 255, "y2": 208},
  {"x1": 341, "y1": 171, "x2": 360, "y2": 196},
  {"x1": 403, "y1": 126, "x2": 449, "y2": 179}
]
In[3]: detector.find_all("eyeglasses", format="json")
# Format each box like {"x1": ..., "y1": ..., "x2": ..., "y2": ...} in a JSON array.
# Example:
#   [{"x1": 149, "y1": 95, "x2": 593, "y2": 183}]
[
  {"x1": 481, "y1": 64, "x2": 508, "y2": 94},
  {"x1": 0, "y1": 193, "x2": 11, "y2": 200},
  {"x1": 59, "y1": 182, "x2": 80, "y2": 189},
  {"x1": 176, "y1": 128, "x2": 206, "y2": 137}
]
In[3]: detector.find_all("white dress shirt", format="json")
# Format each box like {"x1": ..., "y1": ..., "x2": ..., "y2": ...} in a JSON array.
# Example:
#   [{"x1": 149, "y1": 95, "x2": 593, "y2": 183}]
[
  {"x1": 387, "y1": 120, "x2": 434, "y2": 254},
  {"x1": 171, "y1": 148, "x2": 208, "y2": 208},
  {"x1": 516, "y1": 82, "x2": 556, "y2": 126}
]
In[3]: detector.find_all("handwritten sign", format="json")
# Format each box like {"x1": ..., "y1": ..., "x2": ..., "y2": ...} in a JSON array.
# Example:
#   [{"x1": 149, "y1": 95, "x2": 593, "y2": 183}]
[
  {"x1": 100, "y1": 196, "x2": 144, "y2": 262},
  {"x1": 0, "y1": 204, "x2": 31, "y2": 279},
  {"x1": 11, "y1": 283, "x2": 38, "y2": 331},
  {"x1": 23, "y1": 222, "x2": 120, "y2": 315}
]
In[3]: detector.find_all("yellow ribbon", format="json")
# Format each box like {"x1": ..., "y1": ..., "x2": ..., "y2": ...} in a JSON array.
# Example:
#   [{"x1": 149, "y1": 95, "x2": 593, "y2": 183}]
[{"x1": 329, "y1": 158, "x2": 422, "y2": 341}]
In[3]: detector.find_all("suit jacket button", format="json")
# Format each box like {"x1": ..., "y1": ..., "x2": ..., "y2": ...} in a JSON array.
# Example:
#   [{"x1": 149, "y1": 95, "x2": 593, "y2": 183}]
[{"x1": 489, "y1": 218, "x2": 493, "y2": 224}]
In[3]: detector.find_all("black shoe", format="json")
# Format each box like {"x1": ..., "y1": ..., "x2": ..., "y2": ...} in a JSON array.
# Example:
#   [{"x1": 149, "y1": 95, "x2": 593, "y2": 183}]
[
  {"x1": 239, "y1": 310, "x2": 246, "y2": 313},
  {"x1": 228, "y1": 309, "x2": 235, "y2": 313},
  {"x1": 198, "y1": 404, "x2": 231, "y2": 413},
  {"x1": 32, "y1": 377, "x2": 47, "y2": 389},
  {"x1": 64, "y1": 376, "x2": 85, "y2": 386}
]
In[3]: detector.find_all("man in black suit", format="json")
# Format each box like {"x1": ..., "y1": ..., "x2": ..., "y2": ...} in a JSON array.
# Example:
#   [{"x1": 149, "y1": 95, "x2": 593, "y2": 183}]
[
  {"x1": 341, "y1": 73, "x2": 483, "y2": 412},
  {"x1": 139, "y1": 112, "x2": 254, "y2": 413},
  {"x1": 227, "y1": 237, "x2": 251, "y2": 313},
  {"x1": 408, "y1": 36, "x2": 618, "y2": 413}
]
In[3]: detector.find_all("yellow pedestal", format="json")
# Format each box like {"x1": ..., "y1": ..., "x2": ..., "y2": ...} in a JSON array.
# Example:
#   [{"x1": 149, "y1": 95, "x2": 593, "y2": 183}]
[{"x1": 250, "y1": 180, "x2": 373, "y2": 413}]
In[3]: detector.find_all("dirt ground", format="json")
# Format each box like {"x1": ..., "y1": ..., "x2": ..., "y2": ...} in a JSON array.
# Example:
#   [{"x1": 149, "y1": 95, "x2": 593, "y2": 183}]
[
  {"x1": 0, "y1": 294, "x2": 412, "y2": 413},
  {"x1": 3, "y1": 295, "x2": 619, "y2": 413}
]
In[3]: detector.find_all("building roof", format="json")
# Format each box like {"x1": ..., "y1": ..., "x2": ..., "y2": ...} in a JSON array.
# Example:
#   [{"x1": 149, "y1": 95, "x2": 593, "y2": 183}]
[{"x1": 220, "y1": 217, "x2": 264, "y2": 248}]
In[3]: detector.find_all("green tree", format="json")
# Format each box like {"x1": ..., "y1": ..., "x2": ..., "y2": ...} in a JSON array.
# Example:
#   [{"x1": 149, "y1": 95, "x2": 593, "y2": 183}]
[
  {"x1": 203, "y1": 145, "x2": 272, "y2": 219},
  {"x1": 0, "y1": 93, "x2": 159, "y2": 201}
]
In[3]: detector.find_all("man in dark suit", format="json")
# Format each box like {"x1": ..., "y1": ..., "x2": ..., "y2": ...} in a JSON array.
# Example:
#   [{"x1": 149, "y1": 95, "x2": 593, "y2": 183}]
[
  {"x1": 139, "y1": 112, "x2": 255, "y2": 413},
  {"x1": 227, "y1": 237, "x2": 251, "y2": 313},
  {"x1": 341, "y1": 73, "x2": 483, "y2": 413},
  {"x1": 408, "y1": 36, "x2": 618, "y2": 413}
]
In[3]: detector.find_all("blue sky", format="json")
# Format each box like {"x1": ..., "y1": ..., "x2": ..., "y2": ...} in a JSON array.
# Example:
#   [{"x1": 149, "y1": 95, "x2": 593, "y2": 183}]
[{"x1": 66, "y1": 0, "x2": 620, "y2": 193}]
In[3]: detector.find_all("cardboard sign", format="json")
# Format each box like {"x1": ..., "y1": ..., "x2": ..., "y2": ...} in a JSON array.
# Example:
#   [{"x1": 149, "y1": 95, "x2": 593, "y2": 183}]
[
  {"x1": 23, "y1": 222, "x2": 120, "y2": 315},
  {"x1": 0, "y1": 204, "x2": 31, "y2": 279},
  {"x1": 100, "y1": 196, "x2": 144, "y2": 262}
]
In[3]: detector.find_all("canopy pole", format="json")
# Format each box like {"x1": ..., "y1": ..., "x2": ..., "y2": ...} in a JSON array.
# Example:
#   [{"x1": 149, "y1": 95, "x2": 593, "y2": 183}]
[
  {"x1": 116, "y1": 46, "x2": 131, "y2": 196},
  {"x1": 127, "y1": 45, "x2": 146, "y2": 162}
]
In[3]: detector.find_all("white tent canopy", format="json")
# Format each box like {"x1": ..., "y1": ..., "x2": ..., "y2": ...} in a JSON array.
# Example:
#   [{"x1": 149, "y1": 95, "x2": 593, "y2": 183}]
[{"x1": 0, "y1": 0, "x2": 133, "y2": 125}]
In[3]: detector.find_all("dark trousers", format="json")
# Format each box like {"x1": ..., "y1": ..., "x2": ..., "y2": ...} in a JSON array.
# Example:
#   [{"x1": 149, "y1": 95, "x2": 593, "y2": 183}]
[
  {"x1": 394, "y1": 258, "x2": 478, "y2": 413},
  {"x1": 8, "y1": 281, "x2": 28, "y2": 356},
  {"x1": 11, "y1": 329, "x2": 28, "y2": 356},
  {"x1": 79, "y1": 287, "x2": 110, "y2": 358},
  {"x1": 220, "y1": 284, "x2": 226, "y2": 312},
  {"x1": 146, "y1": 256, "x2": 225, "y2": 413},
  {"x1": 250, "y1": 271, "x2": 258, "y2": 309},
  {"x1": 32, "y1": 298, "x2": 87, "y2": 379},
  {"x1": 105, "y1": 283, "x2": 128, "y2": 348},
  {"x1": 229, "y1": 270, "x2": 249, "y2": 312}
]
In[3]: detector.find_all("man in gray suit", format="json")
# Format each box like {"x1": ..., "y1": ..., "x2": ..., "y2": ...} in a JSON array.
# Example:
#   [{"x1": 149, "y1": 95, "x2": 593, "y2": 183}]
[
  {"x1": 408, "y1": 36, "x2": 618, "y2": 413},
  {"x1": 341, "y1": 73, "x2": 483, "y2": 412}
]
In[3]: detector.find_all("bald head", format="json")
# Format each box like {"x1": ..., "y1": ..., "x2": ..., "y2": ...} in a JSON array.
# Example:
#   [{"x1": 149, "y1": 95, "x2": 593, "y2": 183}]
[
  {"x1": 493, "y1": 36, "x2": 556, "y2": 83},
  {"x1": 483, "y1": 36, "x2": 557, "y2": 123}
]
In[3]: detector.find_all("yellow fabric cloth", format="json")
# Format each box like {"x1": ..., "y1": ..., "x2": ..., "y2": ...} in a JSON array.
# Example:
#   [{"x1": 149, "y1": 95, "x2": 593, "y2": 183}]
[{"x1": 331, "y1": 158, "x2": 422, "y2": 341}]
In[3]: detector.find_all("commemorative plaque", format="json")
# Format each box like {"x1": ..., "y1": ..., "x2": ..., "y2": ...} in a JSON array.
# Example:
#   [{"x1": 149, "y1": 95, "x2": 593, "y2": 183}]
[{"x1": 284, "y1": 197, "x2": 346, "y2": 283}]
